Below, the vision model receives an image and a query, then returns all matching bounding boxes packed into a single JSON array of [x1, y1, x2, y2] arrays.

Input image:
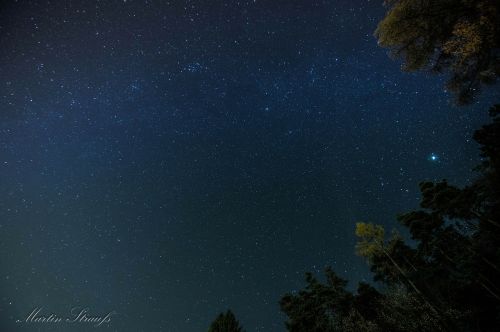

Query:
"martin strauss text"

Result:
[[18, 307, 116, 327]]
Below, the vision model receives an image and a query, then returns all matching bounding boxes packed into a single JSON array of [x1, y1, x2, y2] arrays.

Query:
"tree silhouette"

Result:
[[280, 268, 356, 331], [375, 0, 500, 104], [208, 310, 245, 332]]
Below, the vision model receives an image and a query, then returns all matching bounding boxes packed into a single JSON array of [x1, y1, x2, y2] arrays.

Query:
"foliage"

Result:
[[375, 0, 500, 104], [208, 310, 245, 332], [279, 268, 356, 332]]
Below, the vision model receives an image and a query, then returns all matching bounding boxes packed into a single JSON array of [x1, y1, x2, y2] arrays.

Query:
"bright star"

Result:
[[429, 153, 439, 162]]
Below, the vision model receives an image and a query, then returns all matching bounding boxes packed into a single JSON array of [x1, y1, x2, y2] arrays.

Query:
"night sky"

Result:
[[0, 1, 494, 331]]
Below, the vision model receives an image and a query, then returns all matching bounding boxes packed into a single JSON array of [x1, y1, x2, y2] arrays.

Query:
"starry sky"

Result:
[[0, 1, 494, 331]]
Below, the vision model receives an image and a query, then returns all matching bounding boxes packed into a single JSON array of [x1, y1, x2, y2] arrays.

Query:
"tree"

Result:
[[355, 223, 422, 296], [279, 267, 452, 332], [376, 286, 461, 332], [208, 310, 245, 332], [280, 268, 354, 332], [280, 267, 384, 332], [375, 0, 500, 104], [355, 222, 445, 326]]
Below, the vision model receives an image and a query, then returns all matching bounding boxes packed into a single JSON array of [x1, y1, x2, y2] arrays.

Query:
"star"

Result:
[[429, 153, 439, 162], [0, 1, 489, 331]]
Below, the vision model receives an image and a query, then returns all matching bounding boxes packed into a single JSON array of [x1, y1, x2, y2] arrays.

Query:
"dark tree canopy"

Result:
[[375, 0, 500, 104], [208, 310, 245, 332], [280, 268, 358, 331]]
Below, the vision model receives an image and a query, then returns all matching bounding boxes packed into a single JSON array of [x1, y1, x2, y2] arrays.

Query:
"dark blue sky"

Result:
[[0, 1, 493, 331]]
